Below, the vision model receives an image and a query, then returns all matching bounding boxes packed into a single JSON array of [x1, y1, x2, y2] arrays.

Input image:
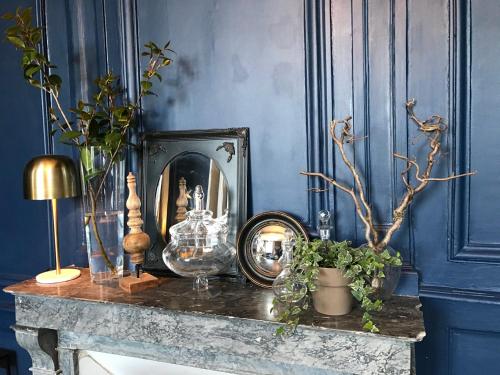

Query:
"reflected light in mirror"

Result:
[[155, 153, 229, 242]]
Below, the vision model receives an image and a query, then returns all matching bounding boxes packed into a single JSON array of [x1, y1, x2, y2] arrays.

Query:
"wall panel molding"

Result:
[[326, 0, 413, 266], [450, 0, 500, 263], [304, 0, 332, 230]]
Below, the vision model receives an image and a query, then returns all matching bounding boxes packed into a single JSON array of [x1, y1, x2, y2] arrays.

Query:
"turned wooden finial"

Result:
[[123, 172, 150, 267], [175, 177, 189, 223]]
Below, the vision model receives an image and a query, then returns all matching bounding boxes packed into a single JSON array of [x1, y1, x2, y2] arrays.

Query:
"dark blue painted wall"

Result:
[[1, 1, 500, 374], [1, 1, 50, 373]]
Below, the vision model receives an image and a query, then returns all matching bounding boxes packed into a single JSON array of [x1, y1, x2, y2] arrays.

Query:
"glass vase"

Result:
[[361, 244, 401, 301], [81, 147, 125, 284]]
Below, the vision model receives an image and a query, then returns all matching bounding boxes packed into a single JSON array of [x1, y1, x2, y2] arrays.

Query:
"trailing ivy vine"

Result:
[[272, 238, 402, 336]]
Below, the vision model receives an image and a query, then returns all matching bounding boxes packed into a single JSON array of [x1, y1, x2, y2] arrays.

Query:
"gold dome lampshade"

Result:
[[23, 155, 81, 284]]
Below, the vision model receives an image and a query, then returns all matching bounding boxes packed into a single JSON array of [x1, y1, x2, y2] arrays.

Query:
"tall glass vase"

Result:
[[81, 147, 125, 284]]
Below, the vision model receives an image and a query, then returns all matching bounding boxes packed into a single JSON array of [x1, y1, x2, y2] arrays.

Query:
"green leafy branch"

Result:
[[2, 8, 74, 138], [3, 7, 173, 273]]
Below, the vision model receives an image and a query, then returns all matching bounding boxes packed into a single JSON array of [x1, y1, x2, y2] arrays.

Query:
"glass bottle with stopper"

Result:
[[162, 185, 235, 296], [272, 229, 307, 303], [120, 172, 159, 293], [318, 210, 332, 256]]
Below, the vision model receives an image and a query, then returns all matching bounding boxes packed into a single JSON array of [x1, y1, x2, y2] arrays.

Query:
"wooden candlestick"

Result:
[[120, 172, 159, 293], [175, 177, 189, 223]]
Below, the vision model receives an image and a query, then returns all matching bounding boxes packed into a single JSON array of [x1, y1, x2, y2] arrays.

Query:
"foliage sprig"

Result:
[[3, 7, 173, 272]]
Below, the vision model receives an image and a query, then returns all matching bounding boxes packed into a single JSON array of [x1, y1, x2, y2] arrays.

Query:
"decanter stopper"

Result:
[[279, 229, 295, 266], [318, 210, 331, 241], [194, 185, 204, 210], [123, 172, 151, 276]]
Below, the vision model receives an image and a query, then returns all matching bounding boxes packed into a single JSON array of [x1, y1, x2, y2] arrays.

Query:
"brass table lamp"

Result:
[[24, 155, 81, 284]]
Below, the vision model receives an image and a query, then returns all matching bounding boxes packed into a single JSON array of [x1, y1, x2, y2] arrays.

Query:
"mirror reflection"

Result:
[[155, 152, 229, 241], [250, 224, 297, 278]]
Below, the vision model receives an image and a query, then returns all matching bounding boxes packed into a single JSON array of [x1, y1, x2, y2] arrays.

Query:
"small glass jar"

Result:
[[162, 185, 235, 293], [272, 229, 307, 303]]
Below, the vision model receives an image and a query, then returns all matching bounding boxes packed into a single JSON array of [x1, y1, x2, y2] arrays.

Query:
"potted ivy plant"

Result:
[[273, 237, 401, 336], [3, 7, 173, 283]]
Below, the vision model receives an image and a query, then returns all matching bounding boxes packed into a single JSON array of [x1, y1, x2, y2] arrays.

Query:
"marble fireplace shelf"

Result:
[[5, 269, 425, 375]]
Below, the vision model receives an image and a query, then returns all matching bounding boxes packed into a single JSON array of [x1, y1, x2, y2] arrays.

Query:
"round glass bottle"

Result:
[[272, 229, 307, 303]]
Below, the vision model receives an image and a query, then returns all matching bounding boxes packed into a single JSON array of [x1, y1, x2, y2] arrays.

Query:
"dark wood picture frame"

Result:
[[141, 128, 249, 274]]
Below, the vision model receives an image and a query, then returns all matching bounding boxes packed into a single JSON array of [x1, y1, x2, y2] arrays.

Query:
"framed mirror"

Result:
[[142, 128, 249, 273], [237, 211, 309, 288]]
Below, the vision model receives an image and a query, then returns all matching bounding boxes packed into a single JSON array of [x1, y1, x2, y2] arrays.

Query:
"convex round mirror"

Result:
[[154, 152, 229, 242], [237, 211, 308, 288]]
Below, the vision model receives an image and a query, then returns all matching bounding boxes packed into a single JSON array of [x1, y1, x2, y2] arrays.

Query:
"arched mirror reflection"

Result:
[[154, 152, 229, 242]]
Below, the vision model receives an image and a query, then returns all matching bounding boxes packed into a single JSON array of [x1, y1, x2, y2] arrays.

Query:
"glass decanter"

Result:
[[272, 229, 307, 303], [162, 185, 235, 295], [318, 209, 332, 256]]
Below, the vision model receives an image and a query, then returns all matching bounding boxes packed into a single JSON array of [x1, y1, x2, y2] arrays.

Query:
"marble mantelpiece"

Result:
[[5, 269, 425, 375]]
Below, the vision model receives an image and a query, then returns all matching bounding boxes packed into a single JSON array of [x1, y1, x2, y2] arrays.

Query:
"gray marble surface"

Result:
[[5, 269, 425, 375]]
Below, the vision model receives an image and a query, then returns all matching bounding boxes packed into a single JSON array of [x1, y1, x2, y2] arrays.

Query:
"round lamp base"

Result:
[[36, 269, 81, 284]]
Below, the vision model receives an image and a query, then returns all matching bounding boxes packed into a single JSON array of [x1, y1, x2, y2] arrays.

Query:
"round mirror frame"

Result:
[[237, 211, 309, 288]]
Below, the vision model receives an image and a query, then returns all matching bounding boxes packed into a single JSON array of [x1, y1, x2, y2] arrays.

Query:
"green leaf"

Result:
[[7, 36, 25, 48], [48, 74, 62, 89], [88, 119, 99, 138], [20, 7, 32, 25], [28, 78, 42, 89], [1, 12, 15, 20], [363, 321, 374, 331], [153, 72, 162, 82], [23, 63, 40, 79], [6, 25, 20, 36], [80, 147, 92, 172], [59, 130, 81, 143], [84, 169, 104, 182], [149, 41, 161, 53], [140, 80, 152, 92], [275, 326, 285, 336], [105, 132, 122, 147], [22, 48, 37, 64], [32, 28, 42, 44]]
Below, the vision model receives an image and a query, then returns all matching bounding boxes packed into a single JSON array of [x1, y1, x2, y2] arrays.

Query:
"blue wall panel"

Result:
[[0, 0, 50, 372], [417, 291, 500, 374], [137, 0, 310, 221]]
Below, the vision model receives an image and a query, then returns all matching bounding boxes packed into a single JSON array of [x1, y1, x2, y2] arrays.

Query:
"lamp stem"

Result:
[[51, 199, 61, 275]]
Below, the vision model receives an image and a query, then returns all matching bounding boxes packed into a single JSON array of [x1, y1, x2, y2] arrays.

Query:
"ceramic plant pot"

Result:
[[312, 267, 353, 316]]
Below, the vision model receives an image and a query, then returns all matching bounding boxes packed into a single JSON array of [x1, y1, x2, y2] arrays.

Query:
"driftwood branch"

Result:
[[304, 99, 476, 253], [329, 119, 379, 245]]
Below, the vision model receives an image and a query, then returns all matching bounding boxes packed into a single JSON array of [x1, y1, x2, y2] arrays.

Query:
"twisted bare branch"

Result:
[[303, 99, 475, 253], [301, 171, 376, 249], [330, 119, 379, 244]]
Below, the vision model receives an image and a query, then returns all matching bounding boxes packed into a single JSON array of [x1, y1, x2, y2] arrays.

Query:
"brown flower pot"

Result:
[[312, 267, 353, 316]]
